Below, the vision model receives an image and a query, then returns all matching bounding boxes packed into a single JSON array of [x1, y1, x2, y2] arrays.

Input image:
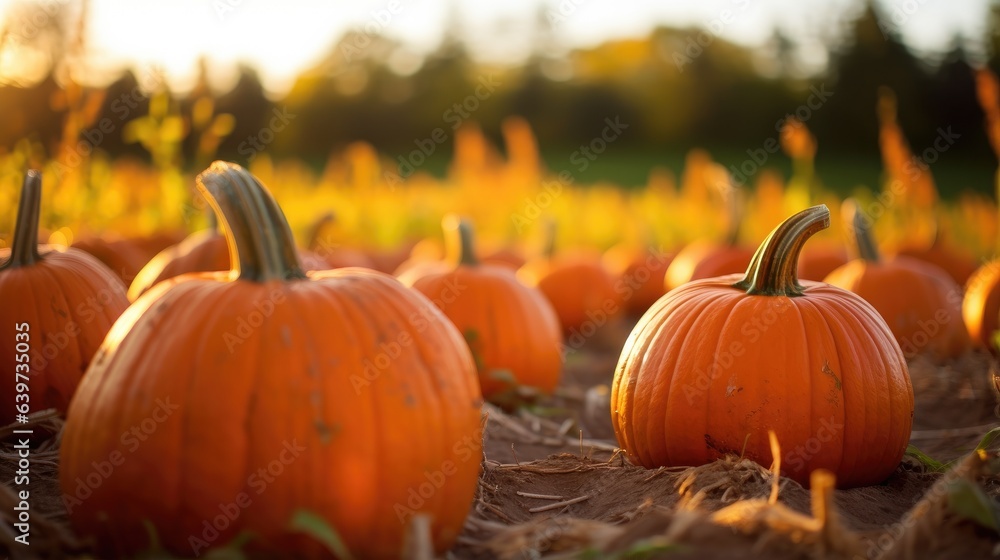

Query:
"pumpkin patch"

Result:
[[2, 5, 1000, 558]]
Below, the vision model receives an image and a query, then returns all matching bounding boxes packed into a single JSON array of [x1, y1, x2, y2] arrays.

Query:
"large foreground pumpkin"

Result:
[[611, 205, 913, 488], [0, 171, 129, 423], [403, 216, 562, 400], [60, 162, 483, 558]]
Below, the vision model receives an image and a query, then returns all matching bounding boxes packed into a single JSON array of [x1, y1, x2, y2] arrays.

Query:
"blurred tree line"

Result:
[[0, 0, 998, 187]]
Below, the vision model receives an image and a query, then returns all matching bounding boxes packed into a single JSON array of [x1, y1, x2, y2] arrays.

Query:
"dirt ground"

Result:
[[457, 318, 1000, 560], [2, 316, 999, 559]]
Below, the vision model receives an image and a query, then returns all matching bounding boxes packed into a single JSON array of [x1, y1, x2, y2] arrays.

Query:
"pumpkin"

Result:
[[0, 171, 129, 422], [60, 162, 483, 558], [823, 201, 970, 360], [479, 245, 526, 270], [126, 230, 188, 262], [306, 211, 376, 269], [664, 240, 754, 291], [895, 230, 978, 287], [71, 235, 149, 286], [602, 242, 675, 316], [962, 260, 1000, 354], [128, 212, 328, 301], [611, 205, 913, 488], [517, 222, 621, 337], [402, 216, 562, 399], [664, 183, 753, 290], [394, 237, 448, 280], [796, 246, 849, 281]]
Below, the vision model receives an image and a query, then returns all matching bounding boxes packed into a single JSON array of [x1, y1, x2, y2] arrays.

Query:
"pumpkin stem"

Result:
[[542, 218, 557, 260], [843, 200, 881, 263], [306, 212, 336, 252], [733, 204, 830, 297], [196, 161, 306, 283], [206, 204, 219, 232], [442, 215, 478, 267], [2, 170, 43, 269], [724, 183, 742, 247]]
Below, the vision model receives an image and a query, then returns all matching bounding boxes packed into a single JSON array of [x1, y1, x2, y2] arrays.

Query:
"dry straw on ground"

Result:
[[1, 344, 998, 559]]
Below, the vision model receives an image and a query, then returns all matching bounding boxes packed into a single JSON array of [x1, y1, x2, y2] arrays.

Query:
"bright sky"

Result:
[[0, 0, 992, 93]]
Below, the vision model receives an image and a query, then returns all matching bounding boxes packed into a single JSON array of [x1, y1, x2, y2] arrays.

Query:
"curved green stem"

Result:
[[2, 171, 43, 270], [196, 161, 306, 282], [444, 215, 478, 267], [733, 204, 830, 297]]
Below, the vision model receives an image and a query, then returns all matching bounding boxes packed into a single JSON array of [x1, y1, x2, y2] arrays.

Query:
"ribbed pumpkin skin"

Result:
[[408, 266, 562, 397], [612, 275, 912, 488], [0, 247, 128, 421], [62, 269, 482, 558], [962, 261, 1000, 352], [824, 257, 969, 360]]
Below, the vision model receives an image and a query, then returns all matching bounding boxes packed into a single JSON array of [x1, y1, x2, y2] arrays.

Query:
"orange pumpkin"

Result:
[[518, 223, 621, 337], [128, 214, 328, 301], [797, 246, 849, 281], [479, 245, 526, 270], [962, 260, 1000, 353], [664, 239, 753, 291], [403, 216, 562, 399], [71, 235, 148, 286], [394, 237, 448, 280], [602, 242, 675, 316], [0, 171, 129, 422], [824, 202, 970, 360], [612, 205, 913, 488], [664, 186, 753, 290], [60, 162, 483, 558], [895, 233, 978, 287], [126, 230, 188, 262]]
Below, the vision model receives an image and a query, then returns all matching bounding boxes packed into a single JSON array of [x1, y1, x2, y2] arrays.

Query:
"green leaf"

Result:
[[288, 510, 355, 560], [947, 478, 1000, 532], [905, 444, 947, 473], [975, 426, 1000, 452]]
